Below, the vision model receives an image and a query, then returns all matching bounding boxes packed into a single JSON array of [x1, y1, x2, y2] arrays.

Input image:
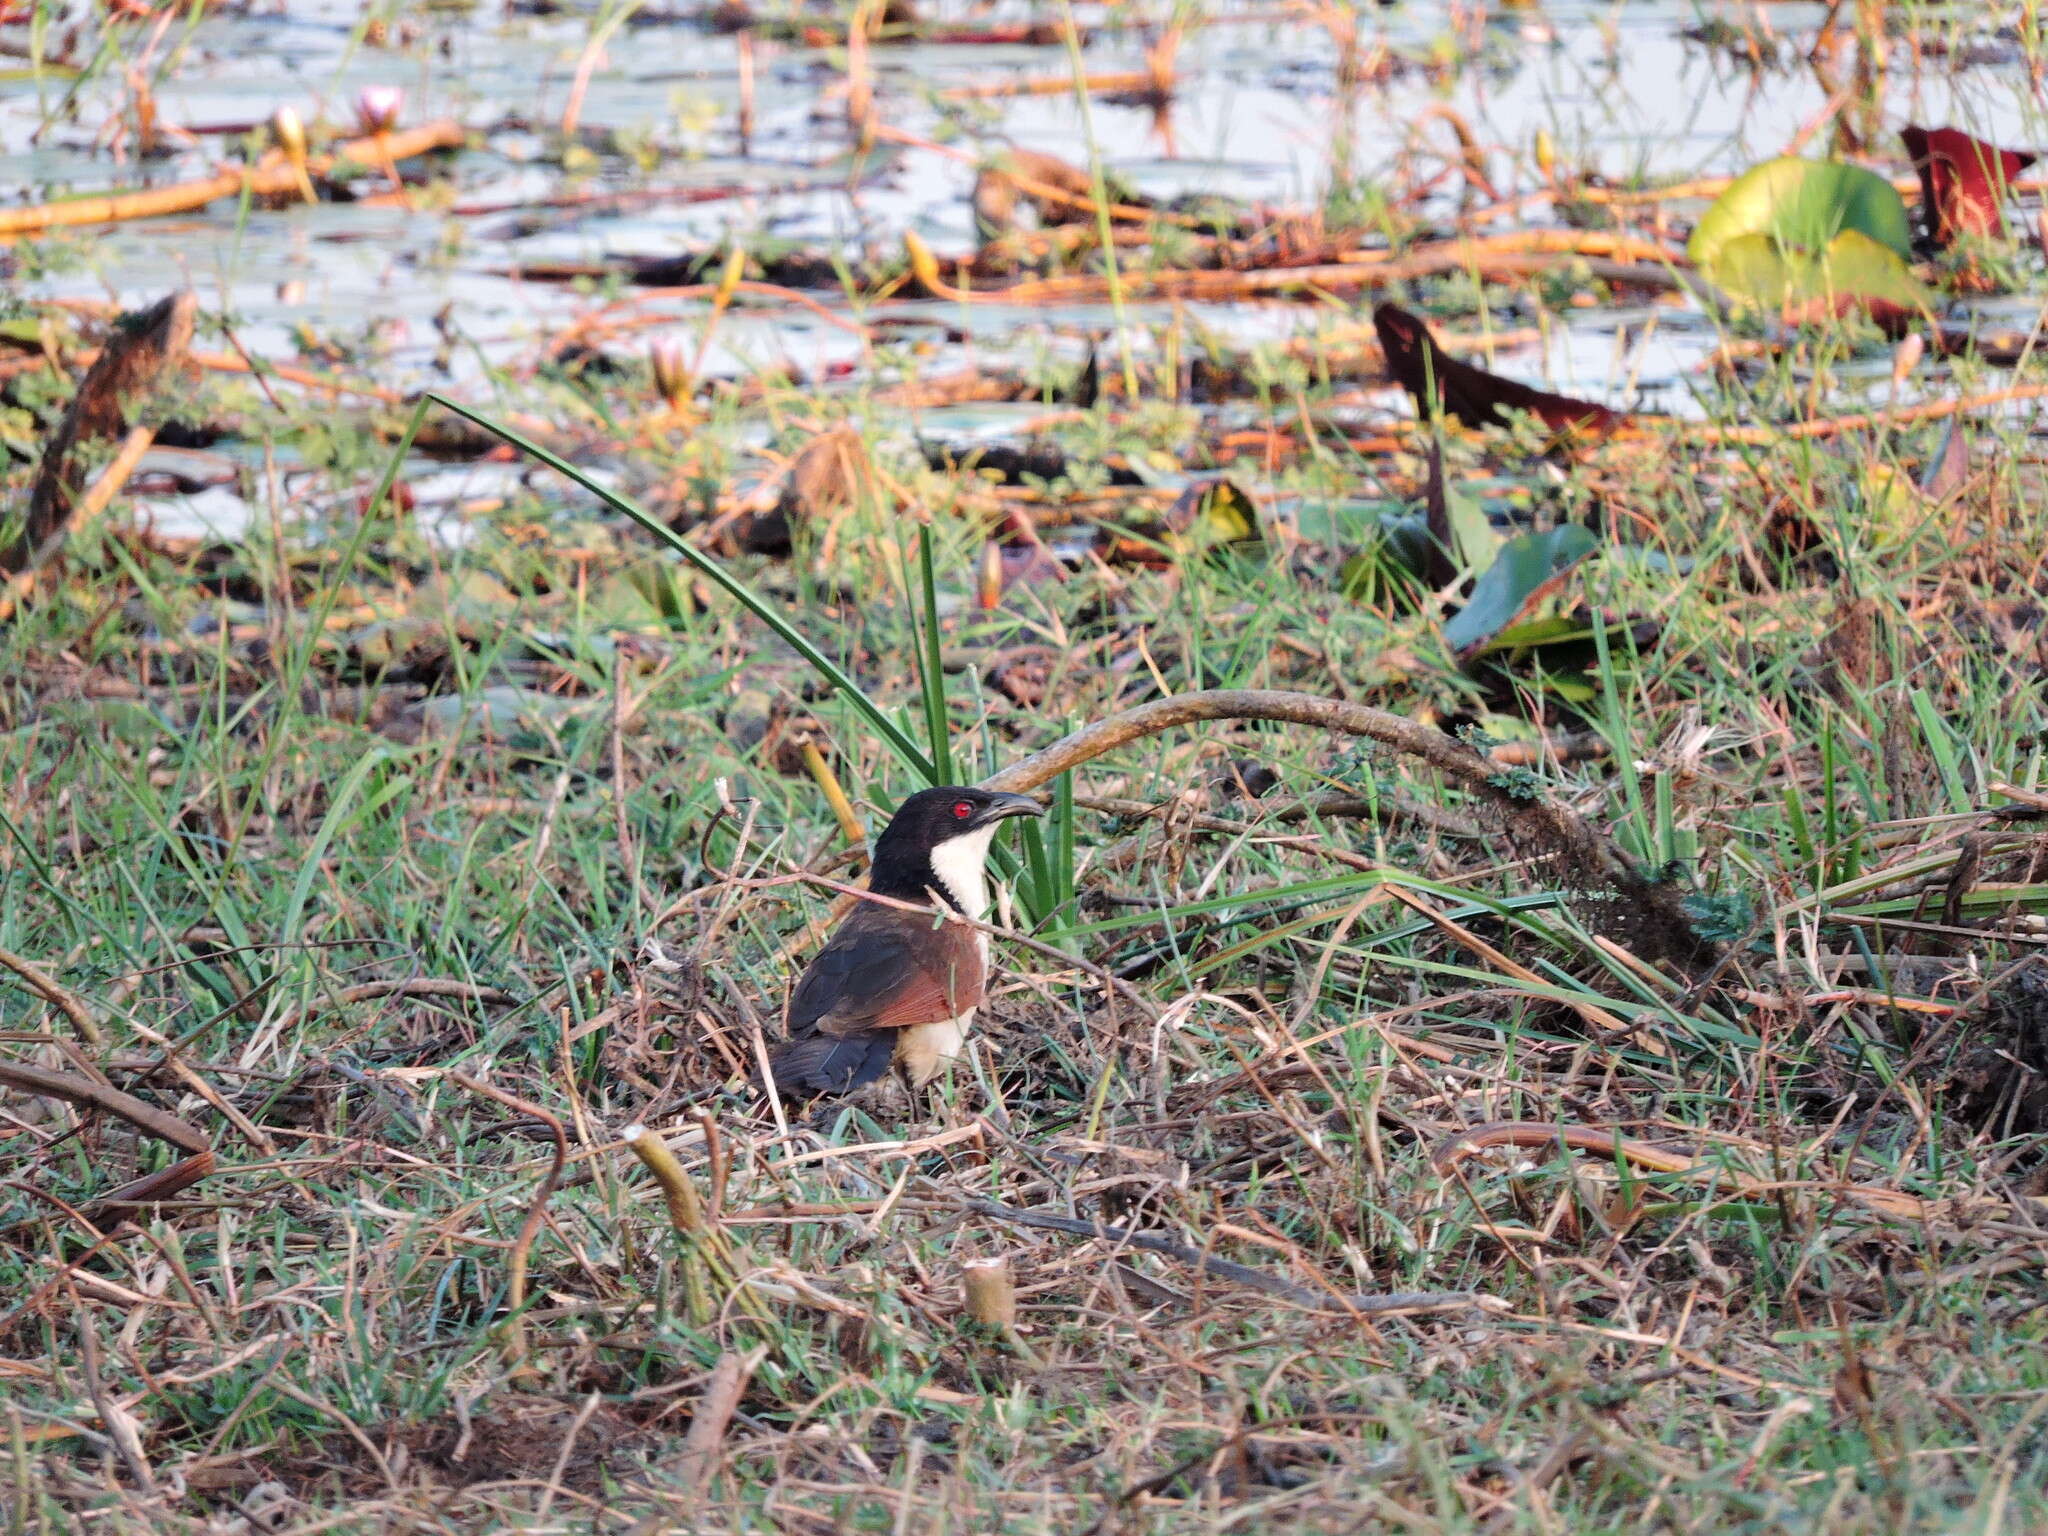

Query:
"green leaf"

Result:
[[1442, 524, 1598, 658], [424, 393, 939, 782], [1688, 156, 1914, 268], [1689, 158, 1928, 321], [1165, 478, 1261, 547], [1443, 479, 1500, 574], [1705, 229, 1930, 319]]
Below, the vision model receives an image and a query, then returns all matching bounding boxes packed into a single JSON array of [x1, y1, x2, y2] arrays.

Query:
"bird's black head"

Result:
[[868, 786, 1044, 909]]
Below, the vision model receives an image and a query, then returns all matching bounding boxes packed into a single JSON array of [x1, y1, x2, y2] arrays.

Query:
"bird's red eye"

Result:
[[952, 800, 973, 819]]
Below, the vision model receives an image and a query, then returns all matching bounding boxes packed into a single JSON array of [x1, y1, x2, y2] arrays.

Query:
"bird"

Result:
[[766, 786, 1044, 1098]]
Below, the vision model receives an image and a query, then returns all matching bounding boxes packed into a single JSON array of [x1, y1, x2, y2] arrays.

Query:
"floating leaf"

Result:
[[1168, 477, 1260, 544], [1374, 304, 1621, 437], [1689, 156, 1914, 266], [1442, 524, 1598, 658], [1705, 228, 1931, 328], [1901, 125, 2037, 246], [1688, 157, 1929, 325]]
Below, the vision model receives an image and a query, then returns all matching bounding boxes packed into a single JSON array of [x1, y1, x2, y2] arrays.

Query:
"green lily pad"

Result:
[[1165, 478, 1261, 546], [1442, 524, 1598, 658], [1689, 156, 1913, 268], [1706, 229, 1931, 323], [1689, 159, 1929, 323]]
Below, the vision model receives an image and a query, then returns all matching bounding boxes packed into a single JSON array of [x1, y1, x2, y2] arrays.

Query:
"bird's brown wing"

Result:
[[768, 908, 983, 1096]]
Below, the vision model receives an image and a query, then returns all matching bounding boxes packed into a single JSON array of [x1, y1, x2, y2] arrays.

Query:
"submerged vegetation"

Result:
[[3, 0, 2048, 1530]]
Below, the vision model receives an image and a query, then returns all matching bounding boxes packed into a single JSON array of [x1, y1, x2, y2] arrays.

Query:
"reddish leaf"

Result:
[[1373, 304, 1622, 438], [1901, 124, 2037, 245]]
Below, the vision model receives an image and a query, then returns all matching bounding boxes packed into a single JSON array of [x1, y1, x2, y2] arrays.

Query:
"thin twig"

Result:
[[449, 1072, 567, 1373], [954, 1196, 1495, 1317], [976, 688, 1710, 969], [0, 1060, 210, 1154], [0, 947, 105, 1046]]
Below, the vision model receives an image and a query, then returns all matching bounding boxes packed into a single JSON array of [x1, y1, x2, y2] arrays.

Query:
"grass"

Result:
[[6, 1, 2048, 1532]]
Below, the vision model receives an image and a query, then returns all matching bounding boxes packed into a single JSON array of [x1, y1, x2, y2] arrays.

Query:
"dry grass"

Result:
[[5, 0, 2048, 1530]]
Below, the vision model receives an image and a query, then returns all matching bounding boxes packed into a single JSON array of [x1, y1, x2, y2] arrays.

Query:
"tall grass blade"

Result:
[[423, 393, 938, 783]]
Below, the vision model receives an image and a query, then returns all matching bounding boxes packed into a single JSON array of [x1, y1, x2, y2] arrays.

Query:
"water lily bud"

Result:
[[355, 85, 403, 136], [649, 337, 690, 406], [1533, 127, 1556, 179], [1890, 331, 1924, 388], [903, 229, 943, 293], [272, 104, 307, 164], [273, 105, 318, 204], [712, 243, 747, 309]]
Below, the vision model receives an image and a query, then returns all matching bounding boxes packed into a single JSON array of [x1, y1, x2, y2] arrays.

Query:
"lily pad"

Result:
[[1442, 524, 1598, 658], [1166, 477, 1261, 545], [1689, 158, 1929, 324], [1705, 229, 1931, 326], [1690, 157, 1914, 267]]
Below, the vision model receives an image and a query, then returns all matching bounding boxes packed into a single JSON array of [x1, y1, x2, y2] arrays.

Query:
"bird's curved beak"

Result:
[[975, 791, 1045, 825]]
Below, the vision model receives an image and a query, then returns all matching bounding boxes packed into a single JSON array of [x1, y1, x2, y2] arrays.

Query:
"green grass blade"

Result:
[[914, 527, 954, 784], [422, 392, 938, 783]]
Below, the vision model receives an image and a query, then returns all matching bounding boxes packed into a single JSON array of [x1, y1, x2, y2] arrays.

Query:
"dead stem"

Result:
[[450, 1072, 568, 1375]]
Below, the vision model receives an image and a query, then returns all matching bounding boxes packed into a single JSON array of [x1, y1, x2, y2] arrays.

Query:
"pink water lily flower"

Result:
[[356, 85, 403, 135]]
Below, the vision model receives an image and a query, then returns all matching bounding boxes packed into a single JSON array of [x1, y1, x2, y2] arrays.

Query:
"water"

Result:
[[1, 0, 2040, 531]]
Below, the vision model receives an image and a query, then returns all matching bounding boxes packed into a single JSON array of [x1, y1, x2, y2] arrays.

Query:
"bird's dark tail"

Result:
[[764, 1028, 896, 1098]]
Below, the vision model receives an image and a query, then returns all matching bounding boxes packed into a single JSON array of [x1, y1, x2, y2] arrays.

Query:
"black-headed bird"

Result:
[[767, 787, 1043, 1097]]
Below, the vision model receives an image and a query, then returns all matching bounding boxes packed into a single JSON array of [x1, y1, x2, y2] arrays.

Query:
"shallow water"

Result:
[[1, 0, 2041, 502]]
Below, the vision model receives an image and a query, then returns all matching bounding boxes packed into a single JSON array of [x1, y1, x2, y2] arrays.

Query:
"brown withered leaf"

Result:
[[1374, 302, 1621, 438]]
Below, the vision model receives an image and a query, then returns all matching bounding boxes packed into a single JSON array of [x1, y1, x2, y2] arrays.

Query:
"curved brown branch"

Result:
[[0, 1060, 211, 1155], [978, 689, 1709, 969], [0, 946, 105, 1045], [0, 120, 466, 237]]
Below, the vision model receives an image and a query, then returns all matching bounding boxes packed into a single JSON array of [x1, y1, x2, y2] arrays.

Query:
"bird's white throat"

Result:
[[926, 823, 998, 920]]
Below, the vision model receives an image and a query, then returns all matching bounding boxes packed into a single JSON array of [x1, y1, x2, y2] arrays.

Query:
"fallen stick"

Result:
[[958, 1197, 1495, 1317], [1679, 382, 2048, 445], [86, 1150, 216, 1221], [188, 348, 408, 404], [0, 945, 106, 1045], [1339, 229, 1684, 267], [9, 290, 194, 576], [0, 425, 156, 622], [938, 69, 1166, 101], [0, 119, 464, 237], [1432, 1121, 1988, 1222], [906, 235, 1683, 305], [0, 1060, 212, 1155], [1579, 171, 2048, 207]]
